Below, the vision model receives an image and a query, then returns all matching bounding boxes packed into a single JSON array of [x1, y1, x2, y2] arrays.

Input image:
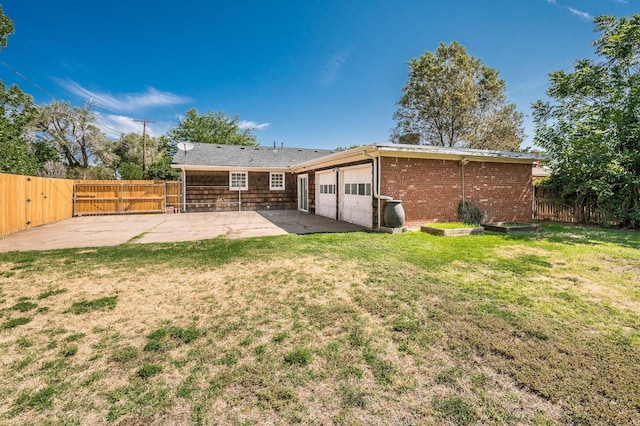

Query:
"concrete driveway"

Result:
[[0, 210, 365, 253]]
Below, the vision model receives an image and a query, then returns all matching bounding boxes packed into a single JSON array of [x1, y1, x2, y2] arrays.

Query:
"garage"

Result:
[[339, 164, 373, 227], [315, 170, 337, 219]]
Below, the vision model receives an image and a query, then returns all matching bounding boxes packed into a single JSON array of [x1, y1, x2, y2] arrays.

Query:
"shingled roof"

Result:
[[172, 143, 335, 169], [172, 142, 547, 172]]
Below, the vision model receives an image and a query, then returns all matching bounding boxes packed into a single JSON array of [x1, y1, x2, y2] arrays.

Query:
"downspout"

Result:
[[181, 168, 186, 213], [460, 158, 469, 210], [363, 151, 393, 229]]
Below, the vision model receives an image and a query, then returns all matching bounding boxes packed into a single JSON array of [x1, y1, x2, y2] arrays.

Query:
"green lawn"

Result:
[[0, 224, 639, 424]]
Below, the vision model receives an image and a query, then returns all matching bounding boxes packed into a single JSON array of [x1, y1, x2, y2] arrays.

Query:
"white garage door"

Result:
[[316, 170, 337, 219], [340, 165, 372, 227]]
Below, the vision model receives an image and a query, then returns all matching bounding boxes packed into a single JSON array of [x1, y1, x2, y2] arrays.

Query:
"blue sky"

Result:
[[0, 0, 635, 150]]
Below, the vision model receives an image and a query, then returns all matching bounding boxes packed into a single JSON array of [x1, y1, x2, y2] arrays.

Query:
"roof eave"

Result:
[[290, 144, 380, 173], [170, 164, 292, 172], [374, 143, 546, 163], [291, 143, 545, 172]]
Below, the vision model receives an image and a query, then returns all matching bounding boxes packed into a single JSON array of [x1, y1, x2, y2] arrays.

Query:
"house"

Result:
[[171, 142, 544, 228]]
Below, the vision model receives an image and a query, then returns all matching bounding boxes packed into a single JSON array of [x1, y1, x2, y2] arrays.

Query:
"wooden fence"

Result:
[[534, 199, 609, 224], [1, 173, 75, 237], [73, 181, 182, 216], [1, 175, 182, 237]]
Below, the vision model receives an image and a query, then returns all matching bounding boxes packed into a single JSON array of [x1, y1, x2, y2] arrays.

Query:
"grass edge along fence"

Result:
[[1, 174, 182, 237]]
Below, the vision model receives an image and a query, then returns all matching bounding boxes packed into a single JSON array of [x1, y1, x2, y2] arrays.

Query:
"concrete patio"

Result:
[[0, 210, 365, 253]]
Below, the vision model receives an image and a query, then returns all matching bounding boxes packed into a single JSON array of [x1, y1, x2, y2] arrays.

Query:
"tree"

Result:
[[169, 108, 258, 146], [532, 14, 640, 227], [104, 133, 180, 180], [0, 5, 15, 48], [30, 101, 111, 171], [0, 81, 39, 175], [37, 160, 66, 178], [0, 6, 41, 176], [392, 41, 524, 150]]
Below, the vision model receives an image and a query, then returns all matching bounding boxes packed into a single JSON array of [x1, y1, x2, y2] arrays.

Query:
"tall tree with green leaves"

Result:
[[0, 6, 41, 175], [533, 14, 640, 227], [0, 82, 39, 175], [0, 5, 14, 48], [392, 41, 524, 150], [104, 133, 180, 180], [30, 101, 111, 171], [169, 108, 258, 146]]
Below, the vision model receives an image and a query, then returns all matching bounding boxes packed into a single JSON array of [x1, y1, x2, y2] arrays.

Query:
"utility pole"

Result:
[[134, 119, 156, 171]]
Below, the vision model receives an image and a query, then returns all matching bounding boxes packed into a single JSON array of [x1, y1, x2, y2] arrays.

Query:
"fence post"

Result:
[[163, 182, 167, 214]]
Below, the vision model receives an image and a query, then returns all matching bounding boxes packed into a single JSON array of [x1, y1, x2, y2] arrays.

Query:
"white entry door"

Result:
[[298, 174, 308, 212], [315, 170, 337, 219], [339, 165, 372, 227]]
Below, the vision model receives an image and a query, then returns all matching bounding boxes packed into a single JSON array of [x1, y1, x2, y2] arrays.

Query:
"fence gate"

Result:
[[74, 181, 180, 216]]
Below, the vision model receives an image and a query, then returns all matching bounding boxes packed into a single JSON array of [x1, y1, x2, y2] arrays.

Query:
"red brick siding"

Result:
[[185, 171, 297, 212], [380, 157, 533, 227]]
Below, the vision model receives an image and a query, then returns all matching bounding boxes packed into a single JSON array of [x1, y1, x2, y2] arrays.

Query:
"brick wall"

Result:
[[185, 171, 297, 212], [380, 157, 533, 226]]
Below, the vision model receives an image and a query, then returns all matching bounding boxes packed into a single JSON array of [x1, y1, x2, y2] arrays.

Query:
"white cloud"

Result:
[[238, 120, 270, 131], [567, 7, 592, 20], [55, 79, 190, 113], [94, 112, 172, 139], [544, 0, 593, 21], [319, 47, 353, 85]]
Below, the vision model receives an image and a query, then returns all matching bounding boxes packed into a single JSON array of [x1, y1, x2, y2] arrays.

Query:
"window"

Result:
[[229, 172, 248, 190], [270, 172, 285, 190], [321, 184, 335, 194], [344, 182, 372, 196]]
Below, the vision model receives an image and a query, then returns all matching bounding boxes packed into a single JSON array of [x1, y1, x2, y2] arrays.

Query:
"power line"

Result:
[[0, 59, 55, 99], [0, 59, 153, 141]]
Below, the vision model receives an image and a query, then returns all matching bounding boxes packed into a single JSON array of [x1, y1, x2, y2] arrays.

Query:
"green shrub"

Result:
[[458, 200, 483, 224]]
